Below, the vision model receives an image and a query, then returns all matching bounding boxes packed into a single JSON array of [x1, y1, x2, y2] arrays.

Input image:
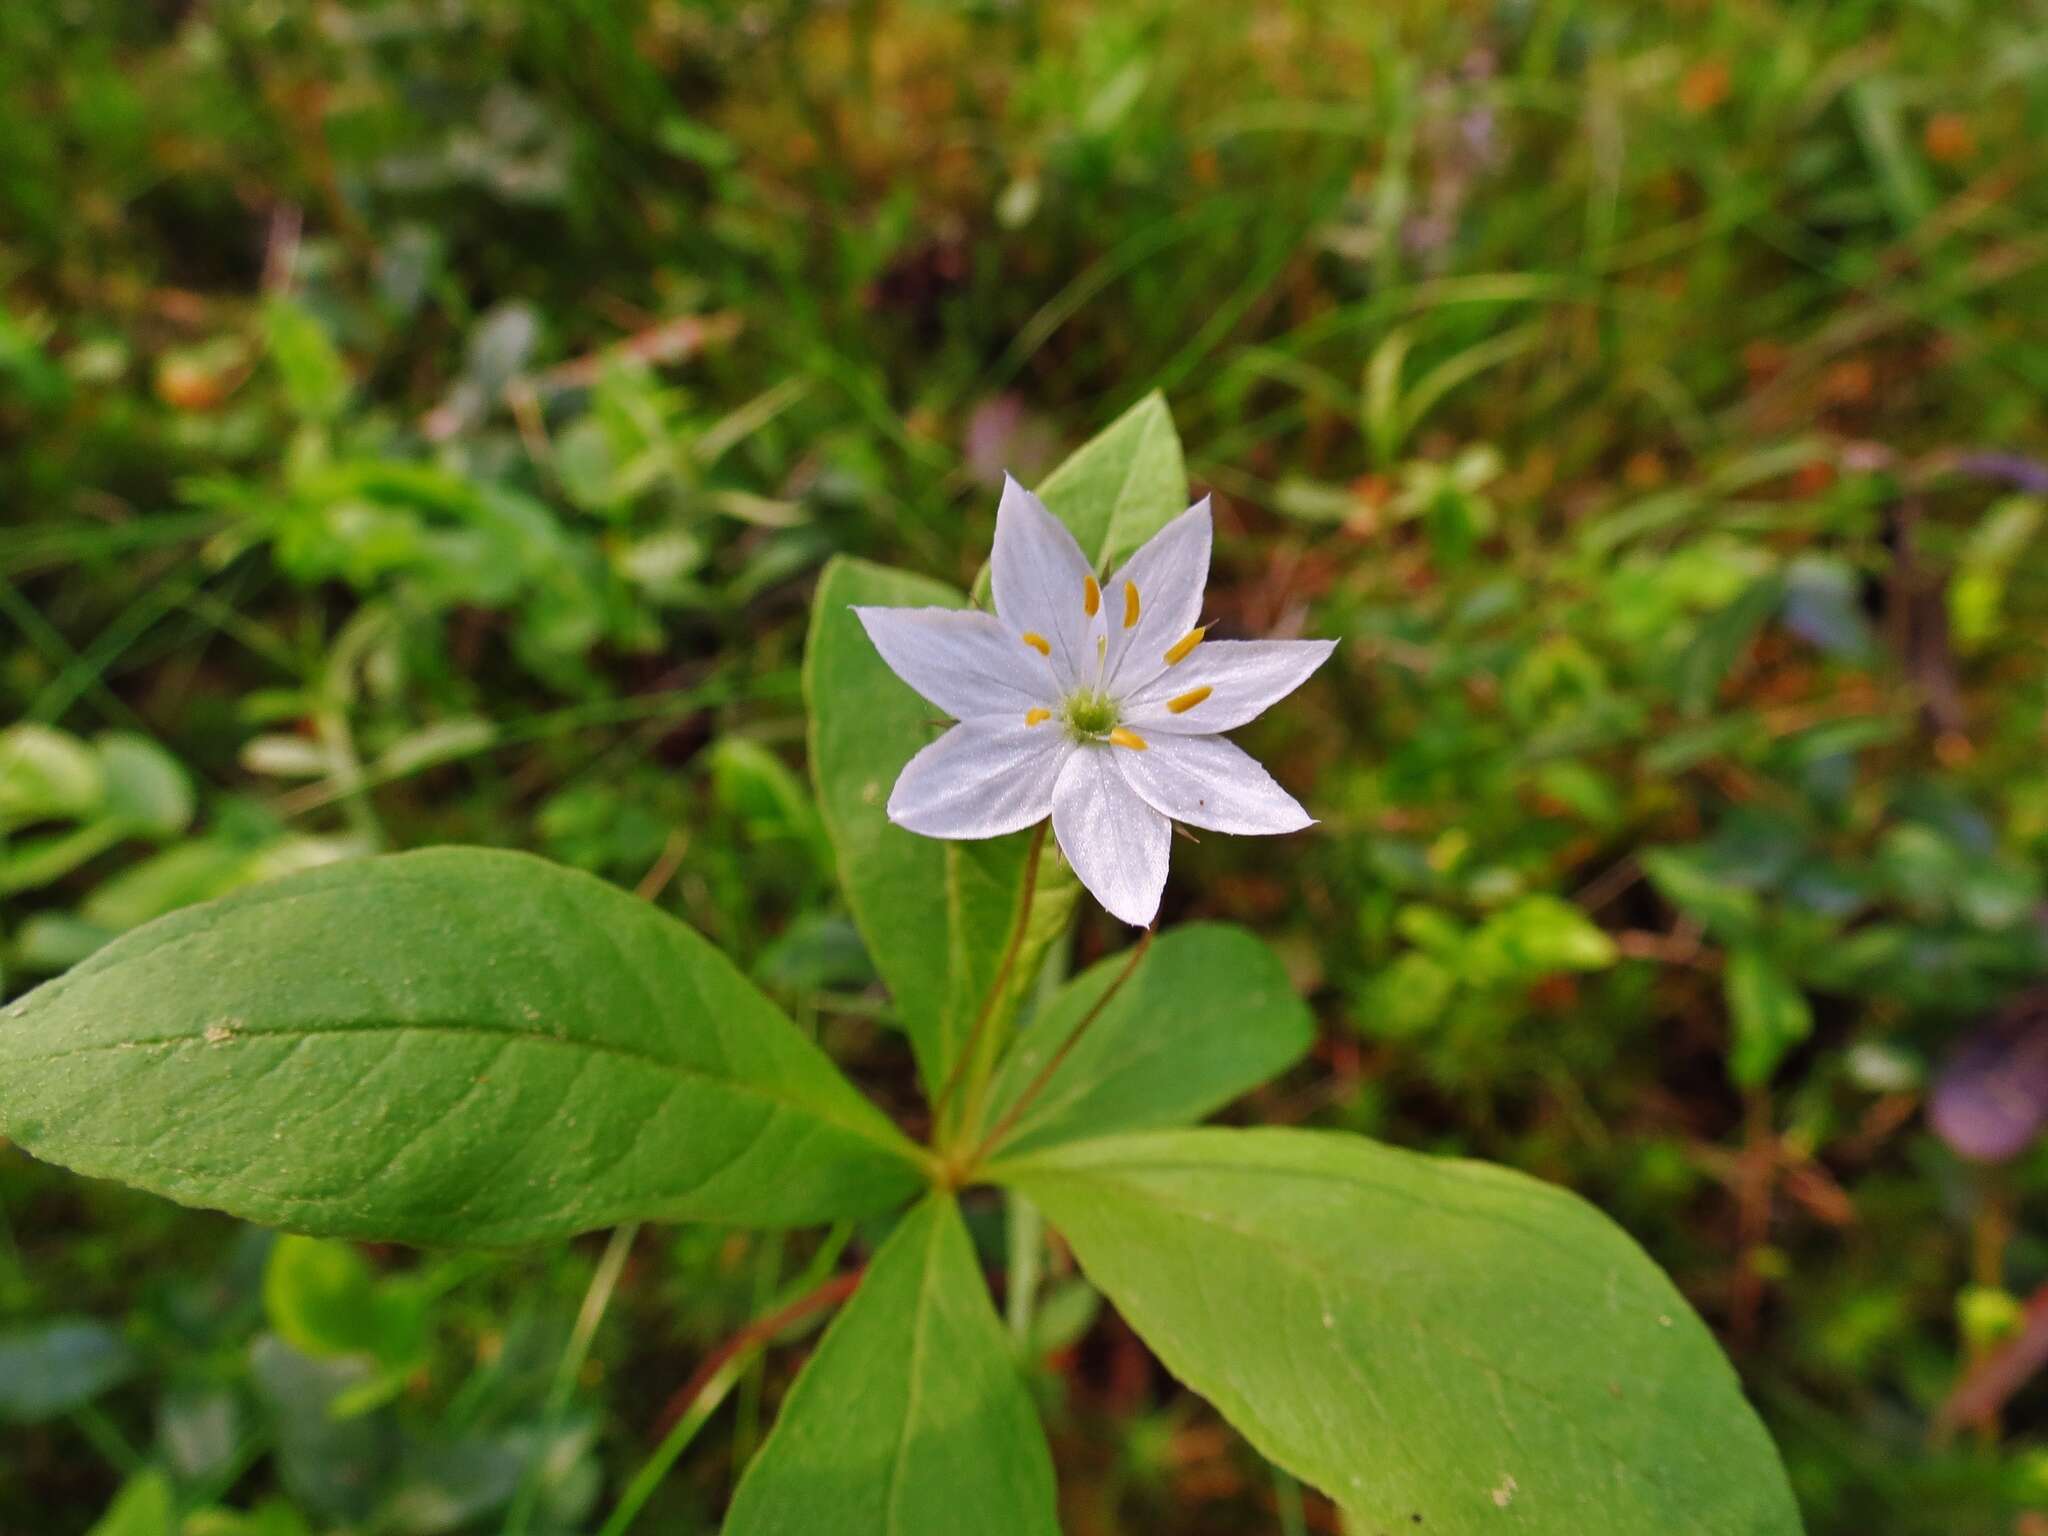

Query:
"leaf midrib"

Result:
[[1001, 1144, 1622, 1279], [881, 1203, 943, 1534], [15, 1019, 916, 1164]]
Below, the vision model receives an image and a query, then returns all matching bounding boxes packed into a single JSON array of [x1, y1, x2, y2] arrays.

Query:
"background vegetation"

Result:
[[3, 1, 2046, 1531]]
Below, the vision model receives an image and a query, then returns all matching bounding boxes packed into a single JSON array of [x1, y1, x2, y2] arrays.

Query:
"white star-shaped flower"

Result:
[[855, 475, 1336, 927]]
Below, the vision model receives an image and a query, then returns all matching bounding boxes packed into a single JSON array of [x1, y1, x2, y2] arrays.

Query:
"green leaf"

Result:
[[999, 1128, 1800, 1535], [265, 1236, 426, 1372], [0, 848, 923, 1243], [1723, 945, 1814, 1088], [0, 1316, 136, 1422], [1034, 390, 1189, 571], [1676, 575, 1782, 718], [96, 732, 195, 837], [806, 559, 1067, 1098], [1357, 951, 1457, 1040], [1366, 323, 1543, 466], [0, 820, 127, 894], [185, 1500, 312, 1536], [725, 1197, 1058, 1536], [266, 297, 351, 422], [160, 1385, 241, 1483], [1949, 496, 2042, 653], [0, 724, 103, 830], [1464, 895, 1617, 983], [385, 1437, 526, 1534], [87, 1469, 176, 1536], [13, 912, 116, 973], [1641, 848, 1762, 939], [1847, 76, 1934, 232], [806, 556, 964, 1079], [979, 924, 1315, 1158], [708, 736, 829, 874], [79, 841, 265, 930], [250, 1335, 392, 1522]]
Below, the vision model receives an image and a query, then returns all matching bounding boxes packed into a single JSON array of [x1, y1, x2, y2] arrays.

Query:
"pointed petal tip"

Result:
[[1104, 891, 1162, 927]]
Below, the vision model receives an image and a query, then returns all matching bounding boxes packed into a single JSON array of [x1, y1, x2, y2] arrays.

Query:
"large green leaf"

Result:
[[999, 1128, 1801, 1536], [1034, 391, 1188, 572], [724, 1195, 1058, 1536], [978, 923, 1315, 1157], [0, 849, 923, 1243], [805, 558, 1071, 1099]]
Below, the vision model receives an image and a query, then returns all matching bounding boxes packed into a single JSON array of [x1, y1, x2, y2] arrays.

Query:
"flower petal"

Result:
[[990, 474, 1104, 690], [853, 605, 1052, 720], [1116, 732, 1314, 835], [1122, 638, 1337, 735], [1104, 498, 1212, 695], [888, 717, 1069, 839], [1051, 746, 1170, 927]]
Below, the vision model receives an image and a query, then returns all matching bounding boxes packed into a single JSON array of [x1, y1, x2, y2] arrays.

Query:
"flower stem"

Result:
[[970, 927, 1153, 1165], [931, 820, 1048, 1138]]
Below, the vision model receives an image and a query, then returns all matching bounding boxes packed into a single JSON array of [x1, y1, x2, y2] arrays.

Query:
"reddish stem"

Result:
[[932, 821, 1049, 1133], [971, 928, 1154, 1165], [651, 1270, 864, 1439]]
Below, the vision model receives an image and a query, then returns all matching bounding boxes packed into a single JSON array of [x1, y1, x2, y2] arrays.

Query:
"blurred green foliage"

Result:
[[3, 0, 2046, 1531]]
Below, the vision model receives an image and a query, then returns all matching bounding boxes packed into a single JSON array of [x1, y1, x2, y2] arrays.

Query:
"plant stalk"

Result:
[[970, 927, 1154, 1166], [931, 821, 1049, 1139]]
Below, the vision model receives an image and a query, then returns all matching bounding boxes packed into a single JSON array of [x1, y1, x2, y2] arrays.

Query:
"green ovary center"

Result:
[[1061, 689, 1120, 740]]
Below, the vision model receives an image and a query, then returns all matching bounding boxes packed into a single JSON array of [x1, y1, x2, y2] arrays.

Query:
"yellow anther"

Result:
[[1083, 575, 1101, 617], [1024, 707, 1052, 727], [1108, 727, 1148, 751], [1021, 631, 1051, 656], [1167, 685, 1212, 715], [1122, 581, 1141, 629], [1163, 626, 1207, 666]]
